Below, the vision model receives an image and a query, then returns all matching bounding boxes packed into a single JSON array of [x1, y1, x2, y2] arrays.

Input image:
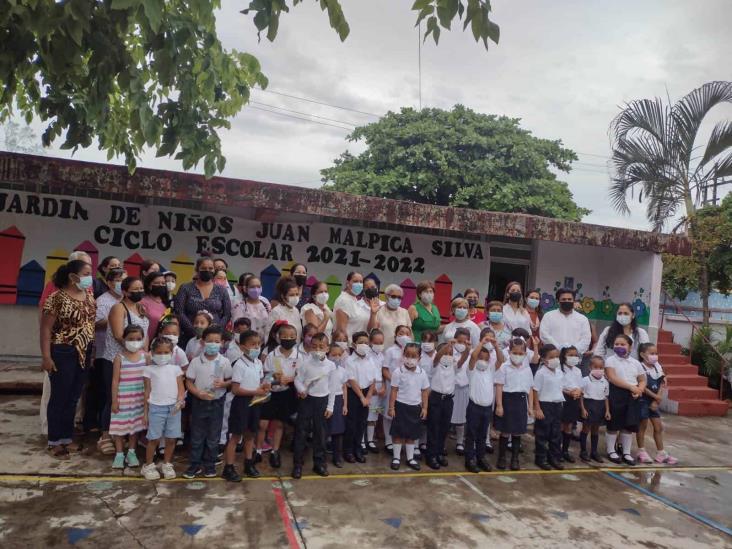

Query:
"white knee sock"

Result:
[[619, 432, 633, 456], [606, 432, 618, 455], [392, 443, 402, 460], [456, 424, 465, 445], [383, 418, 393, 445], [367, 424, 375, 443], [405, 443, 415, 461]]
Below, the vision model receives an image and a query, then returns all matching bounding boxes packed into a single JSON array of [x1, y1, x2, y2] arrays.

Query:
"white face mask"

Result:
[[509, 353, 525, 366], [565, 356, 581, 368], [311, 350, 326, 361], [315, 291, 329, 305], [483, 342, 494, 352], [355, 343, 370, 357], [616, 313, 632, 326], [440, 355, 454, 368], [164, 334, 179, 346], [152, 354, 172, 366], [404, 358, 418, 369], [287, 295, 300, 308], [420, 291, 434, 304], [396, 335, 412, 347], [421, 342, 435, 353], [125, 340, 144, 352], [454, 343, 467, 353], [336, 341, 349, 350], [546, 358, 560, 370], [166, 281, 176, 293], [371, 344, 384, 353], [475, 360, 490, 372]]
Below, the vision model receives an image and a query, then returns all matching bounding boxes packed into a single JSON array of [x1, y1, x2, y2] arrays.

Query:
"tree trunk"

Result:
[[700, 262, 711, 327]]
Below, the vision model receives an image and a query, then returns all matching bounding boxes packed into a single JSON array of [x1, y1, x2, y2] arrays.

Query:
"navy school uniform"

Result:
[[343, 352, 376, 458], [605, 355, 645, 433], [533, 365, 564, 463], [581, 374, 609, 425], [427, 354, 458, 459], [560, 364, 583, 423], [464, 352, 497, 462], [493, 361, 533, 435], [640, 363, 665, 420]]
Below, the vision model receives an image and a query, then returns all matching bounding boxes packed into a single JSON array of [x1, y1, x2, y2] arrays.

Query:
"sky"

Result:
[[5, 0, 732, 230]]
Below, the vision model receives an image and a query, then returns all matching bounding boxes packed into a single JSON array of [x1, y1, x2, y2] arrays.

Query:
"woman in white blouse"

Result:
[[502, 281, 532, 333], [301, 280, 333, 336], [593, 302, 649, 360], [333, 272, 369, 340], [373, 284, 412, 348]]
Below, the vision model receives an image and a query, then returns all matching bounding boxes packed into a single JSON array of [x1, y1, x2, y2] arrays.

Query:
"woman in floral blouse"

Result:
[[174, 257, 232, 347], [40, 259, 96, 459]]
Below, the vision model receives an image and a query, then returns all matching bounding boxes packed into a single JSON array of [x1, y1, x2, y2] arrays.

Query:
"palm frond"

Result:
[[610, 97, 669, 144], [673, 81, 732, 164], [700, 120, 732, 167], [713, 152, 732, 179]]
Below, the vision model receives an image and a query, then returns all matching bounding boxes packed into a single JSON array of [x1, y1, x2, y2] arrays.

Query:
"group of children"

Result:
[[108, 309, 676, 481]]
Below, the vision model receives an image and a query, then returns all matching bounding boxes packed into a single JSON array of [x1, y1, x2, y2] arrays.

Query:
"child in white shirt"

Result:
[[344, 331, 377, 462], [559, 346, 584, 463], [381, 324, 413, 453], [366, 329, 386, 453], [532, 344, 565, 470], [327, 344, 349, 468], [580, 355, 610, 462], [184, 310, 213, 361]]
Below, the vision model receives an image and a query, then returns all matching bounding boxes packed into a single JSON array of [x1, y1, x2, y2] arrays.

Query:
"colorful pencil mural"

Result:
[[74, 240, 98, 273], [16, 260, 45, 305], [0, 226, 25, 304]]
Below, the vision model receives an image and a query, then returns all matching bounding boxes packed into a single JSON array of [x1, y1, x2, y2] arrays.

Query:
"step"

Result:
[[657, 342, 682, 354], [666, 385, 720, 400], [665, 374, 709, 387], [661, 364, 699, 376], [659, 354, 690, 365], [657, 330, 675, 343], [675, 399, 729, 417]]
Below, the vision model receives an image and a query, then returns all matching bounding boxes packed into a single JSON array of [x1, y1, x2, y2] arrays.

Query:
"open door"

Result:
[[488, 261, 528, 301]]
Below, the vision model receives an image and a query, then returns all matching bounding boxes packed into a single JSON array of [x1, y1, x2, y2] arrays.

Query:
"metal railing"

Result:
[[660, 290, 730, 400]]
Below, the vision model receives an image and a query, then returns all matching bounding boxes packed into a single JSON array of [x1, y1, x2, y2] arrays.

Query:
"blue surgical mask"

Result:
[[489, 311, 503, 323], [526, 298, 540, 309], [114, 281, 122, 294], [351, 282, 363, 296], [248, 348, 260, 360], [204, 342, 221, 355], [387, 297, 401, 309], [76, 275, 93, 291], [454, 308, 468, 321]]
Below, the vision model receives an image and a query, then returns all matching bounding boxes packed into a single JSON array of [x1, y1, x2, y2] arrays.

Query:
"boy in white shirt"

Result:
[[292, 333, 337, 479], [464, 332, 502, 473], [222, 330, 270, 482], [580, 356, 611, 463], [532, 344, 565, 470], [141, 337, 185, 481], [344, 331, 377, 463], [183, 326, 232, 479]]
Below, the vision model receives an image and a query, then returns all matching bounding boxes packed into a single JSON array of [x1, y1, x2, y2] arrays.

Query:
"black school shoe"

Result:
[[203, 466, 217, 478], [366, 441, 379, 454], [354, 453, 366, 464], [547, 458, 564, 470], [590, 452, 604, 463], [455, 444, 465, 456], [313, 463, 329, 477], [622, 454, 636, 466], [465, 460, 480, 474], [579, 450, 590, 462], [607, 453, 622, 464], [344, 454, 356, 464], [426, 457, 440, 470], [437, 455, 449, 467], [222, 464, 242, 482], [477, 458, 492, 472], [292, 465, 303, 479], [391, 459, 401, 471], [535, 460, 552, 471], [562, 452, 576, 464], [182, 465, 202, 479], [269, 450, 281, 469], [407, 459, 421, 471], [244, 459, 261, 478]]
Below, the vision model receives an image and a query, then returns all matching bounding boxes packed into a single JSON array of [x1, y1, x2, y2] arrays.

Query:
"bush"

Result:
[[689, 326, 732, 392]]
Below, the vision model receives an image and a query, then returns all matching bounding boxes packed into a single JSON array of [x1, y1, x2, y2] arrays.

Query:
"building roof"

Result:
[[0, 152, 690, 255]]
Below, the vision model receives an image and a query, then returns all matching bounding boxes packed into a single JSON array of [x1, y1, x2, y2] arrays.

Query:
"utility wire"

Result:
[[257, 89, 381, 118], [248, 106, 352, 131], [250, 101, 358, 127]]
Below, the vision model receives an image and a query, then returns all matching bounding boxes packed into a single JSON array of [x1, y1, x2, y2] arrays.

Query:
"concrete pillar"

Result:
[[647, 252, 663, 342]]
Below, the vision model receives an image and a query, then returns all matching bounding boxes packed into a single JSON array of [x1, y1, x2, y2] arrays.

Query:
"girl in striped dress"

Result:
[[110, 325, 148, 469]]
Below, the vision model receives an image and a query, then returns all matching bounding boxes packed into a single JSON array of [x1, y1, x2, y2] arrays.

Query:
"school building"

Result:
[[1, 151, 724, 416]]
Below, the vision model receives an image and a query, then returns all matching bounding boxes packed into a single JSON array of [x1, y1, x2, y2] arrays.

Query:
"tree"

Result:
[[0, 1, 499, 177], [321, 105, 589, 221], [609, 81, 732, 325]]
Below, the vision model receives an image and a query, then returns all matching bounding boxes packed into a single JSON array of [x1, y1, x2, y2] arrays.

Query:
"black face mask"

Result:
[[280, 339, 297, 350], [364, 287, 379, 299], [150, 286, 168, 299], [129, 291, 145, 303], [509, 292, 522, 302], [294, 274, 307, 287], [198, 270, 214, 282], [467, 298, 478, 307], [559, 301, 574, 312]]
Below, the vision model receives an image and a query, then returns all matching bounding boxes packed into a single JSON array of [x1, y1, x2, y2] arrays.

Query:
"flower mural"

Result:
[[540, 292, 555, 311], [632, 298, 647, 318], [580, 296, 595, 314]]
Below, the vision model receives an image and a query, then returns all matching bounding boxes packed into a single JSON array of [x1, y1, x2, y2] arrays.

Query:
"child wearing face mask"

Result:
[[443, 297, 481, 347], [382, 325, 414, 454], [494, 338, 534, 470], [532, 344, 565, 470], [418, 331, 438, 453], [332, 329, 350, 353], [450, 328, 473, 456], [225, 318, 252, 364], [604, 334, 646, 465], [559, 346, 583, 462], [580, 356, 610, 462], [486, 301, 512, 349], [636, 343, 677, 465], [388, 343, 430, 471], [366, 329, 387, 454], [222, 331, 270, 482], [343, 331, 377, 463], [292, 333, 338, 478], [299, 322, 318, 355], [183, 325, 233, 479], [185, 310, 213, 361], [141, 338, 185, 480], [464, 331, 502, 473], [110, 325, 148, 470], [258, 323, 299, 469], [267, 276, 303, 340], [327, 344, 349, 467], [158, 318, 189, 370]]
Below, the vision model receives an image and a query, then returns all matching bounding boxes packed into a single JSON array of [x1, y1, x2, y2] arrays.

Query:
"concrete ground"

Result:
[[0, 394, 730, 548]]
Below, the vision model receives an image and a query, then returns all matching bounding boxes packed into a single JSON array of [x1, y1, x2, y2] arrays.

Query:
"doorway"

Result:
[[488, 262, 528, 301]]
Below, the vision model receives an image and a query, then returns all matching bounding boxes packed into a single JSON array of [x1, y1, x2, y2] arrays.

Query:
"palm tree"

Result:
[[609, 81, 732, 325]]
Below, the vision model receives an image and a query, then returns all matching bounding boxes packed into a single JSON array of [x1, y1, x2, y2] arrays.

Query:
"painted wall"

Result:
[[534, 240, 657, 327]]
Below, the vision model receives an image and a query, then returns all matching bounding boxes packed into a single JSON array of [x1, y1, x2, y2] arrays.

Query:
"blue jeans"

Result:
[[147, 403, 183, 440], [48, 344, 90, 446], [189, 395, 225, 468]]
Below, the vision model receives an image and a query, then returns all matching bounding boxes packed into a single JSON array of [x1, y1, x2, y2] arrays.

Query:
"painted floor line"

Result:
[[606, 471, 732, 537], [0, 465, 730, 484], [272, 486, 302, 549], [457, 475, 506, 513]]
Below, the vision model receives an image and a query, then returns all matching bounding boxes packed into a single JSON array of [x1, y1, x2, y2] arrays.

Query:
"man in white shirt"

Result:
[[292, 334, 337, 479], [539, 288, 591, 354]]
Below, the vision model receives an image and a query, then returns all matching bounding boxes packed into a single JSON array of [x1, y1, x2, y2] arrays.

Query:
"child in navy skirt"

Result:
[[494, 338, 534, 470], [579, 356, 610, 462], [327, 343, 348, 467], [388, 343, 430, 471], [559, 346, 583, 463]]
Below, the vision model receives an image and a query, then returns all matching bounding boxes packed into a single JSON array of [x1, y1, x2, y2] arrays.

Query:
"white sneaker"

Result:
[[161, 462, 176, 480], [141, 463, 160, 480]]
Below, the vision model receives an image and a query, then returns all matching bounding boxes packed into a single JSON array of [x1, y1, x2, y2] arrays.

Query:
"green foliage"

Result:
[[689, 325, 732, 389], [321, 105, 589, 221], [0, 0, 268, 177], [662, 254, 699, 300]]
